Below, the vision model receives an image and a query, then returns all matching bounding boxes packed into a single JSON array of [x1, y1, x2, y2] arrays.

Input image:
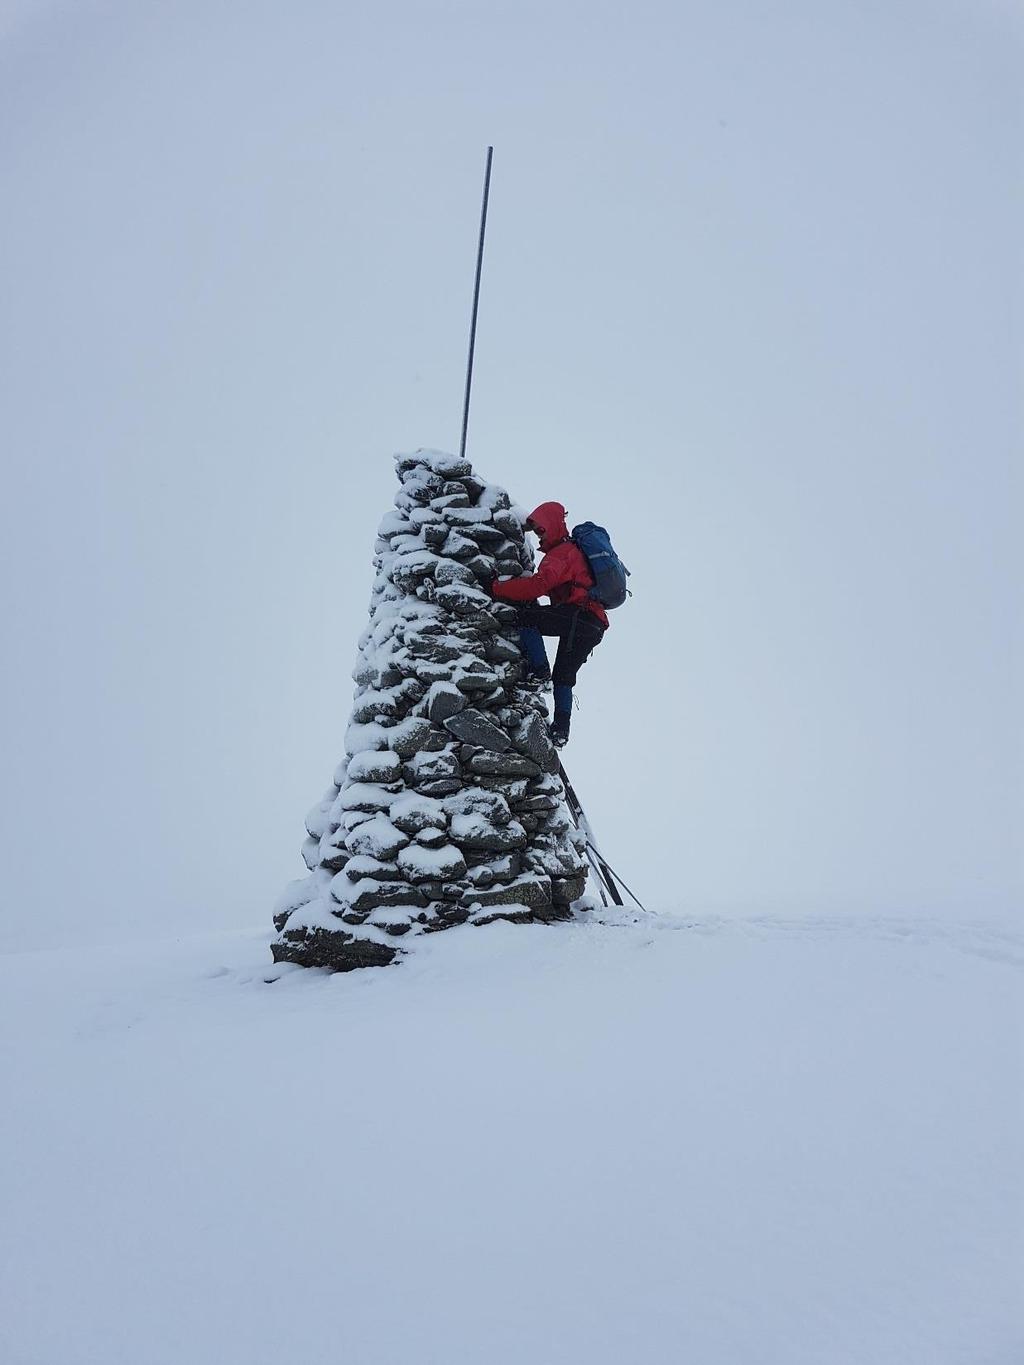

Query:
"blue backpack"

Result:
[[571, 522, 631, 609]]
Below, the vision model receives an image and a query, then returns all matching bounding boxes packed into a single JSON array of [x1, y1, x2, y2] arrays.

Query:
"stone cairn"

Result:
[[272, 449, 590, 971]]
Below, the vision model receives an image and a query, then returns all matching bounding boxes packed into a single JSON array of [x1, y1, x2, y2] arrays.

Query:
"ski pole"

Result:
[[558, 761, 645, 910], [583, 841, 647, 913]]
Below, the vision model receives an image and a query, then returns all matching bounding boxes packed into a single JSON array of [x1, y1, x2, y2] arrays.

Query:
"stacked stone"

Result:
[[271, 448, 590, 971]]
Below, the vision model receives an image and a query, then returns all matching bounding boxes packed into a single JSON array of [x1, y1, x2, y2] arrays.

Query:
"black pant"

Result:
[[516, 604, 605, 687]]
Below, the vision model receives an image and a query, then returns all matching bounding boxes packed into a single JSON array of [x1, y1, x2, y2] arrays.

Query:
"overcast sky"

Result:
[[1, 0, 1020, 949]]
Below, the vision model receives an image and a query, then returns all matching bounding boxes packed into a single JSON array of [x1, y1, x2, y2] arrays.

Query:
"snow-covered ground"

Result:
[[1, 911, 1020, 1365]]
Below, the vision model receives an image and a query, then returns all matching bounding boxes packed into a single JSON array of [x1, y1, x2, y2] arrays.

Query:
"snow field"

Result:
[[1, 912, 1020, 1365]]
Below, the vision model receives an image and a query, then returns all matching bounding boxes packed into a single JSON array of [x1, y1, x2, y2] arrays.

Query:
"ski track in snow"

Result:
[[1, 911, 1021, 1365]]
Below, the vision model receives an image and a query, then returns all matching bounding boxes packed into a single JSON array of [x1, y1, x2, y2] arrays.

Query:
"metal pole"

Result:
[[459, 146, 493, 461]]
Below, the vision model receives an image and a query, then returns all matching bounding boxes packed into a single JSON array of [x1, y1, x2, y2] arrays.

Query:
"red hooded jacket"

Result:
[[491, 501, 609, 629]]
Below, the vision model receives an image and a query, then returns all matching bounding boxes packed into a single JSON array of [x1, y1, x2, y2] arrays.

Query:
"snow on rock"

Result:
[[396, 841, 468, 882], [272, 448, 589, 972]]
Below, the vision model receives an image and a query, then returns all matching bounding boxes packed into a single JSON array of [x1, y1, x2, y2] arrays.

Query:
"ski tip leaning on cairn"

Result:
[[271, 449, 592, 972]]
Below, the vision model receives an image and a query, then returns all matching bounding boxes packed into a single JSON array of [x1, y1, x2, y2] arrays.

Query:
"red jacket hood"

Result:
[[528, 501, 569, 553]]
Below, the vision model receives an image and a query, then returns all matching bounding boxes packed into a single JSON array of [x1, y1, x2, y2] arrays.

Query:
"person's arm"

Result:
[[491, 551, 566, 603]]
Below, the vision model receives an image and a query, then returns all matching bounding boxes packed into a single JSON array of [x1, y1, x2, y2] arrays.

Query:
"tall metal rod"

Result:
[[459, 146, 493, 461]]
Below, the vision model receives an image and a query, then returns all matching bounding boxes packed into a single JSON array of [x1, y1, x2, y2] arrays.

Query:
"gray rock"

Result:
[[425, 905, 471, 929], [489, 853, 522, 881], [450, 818, 527, 853], [552, 874, 588, 905], [443, 531, 478, 558], [424, 682, 468, 724], [386, 717, 434, 759], [471, 907, 534, 927], [464, 874, 551, 911], [430, 456, 473, 478], [404, 750, 460, 784], [403, 473, 445, 503], [481, 486, 512, 511], [434, 560, 479, 588], [485, 635, 523, 664], [320, 847, 349, 873], [475, 777, 531, 801], [397, 843, 468, 883], [351, 691, 400, 723], [446, 788, 512, 825], [492, 509, 522, 537], [404, 636, 468, 665], [524, 842, 588, 878], [469, 752, 541, 778], [344, 881, 429, 914], [417, 779, 462, 797], [419, 728, 451, 753], [464, 555, 495, 582], [435, 583, 494, 615], [443, 708, 511, 752], [543, 808, 573, 836], [343, 855, 407, 883], [459, 610, 501, 634], [458, 523, 506, 547], [445, 506, 493, 526], [513, 794, 559, 814], [454, 668, 502, 693], [346, 751, 403, 784], [271, 927, 399, 972], [344, 815, 409, 859], [339, 782, 400, 813], [511, 711, 557, 770], [390, 794, 448, 834]]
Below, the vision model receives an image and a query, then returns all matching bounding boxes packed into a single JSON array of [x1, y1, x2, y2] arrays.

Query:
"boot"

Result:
[[522, 663, 552, 691], [550, 710, 571, 748]]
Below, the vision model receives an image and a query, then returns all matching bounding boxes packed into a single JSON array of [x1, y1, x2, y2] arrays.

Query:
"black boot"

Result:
[[550, 710, 571, 748], [522, 664, 552, 691]]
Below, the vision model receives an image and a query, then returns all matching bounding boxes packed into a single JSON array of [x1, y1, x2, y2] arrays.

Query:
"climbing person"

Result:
[[490, 501, 608, 748]]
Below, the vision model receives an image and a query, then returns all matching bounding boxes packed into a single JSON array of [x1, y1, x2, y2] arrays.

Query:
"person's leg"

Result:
[[518, 626, 550, 678], [550, 612, 605, 745], [552, 683, 573, 733], [513, 604, 577, 684]]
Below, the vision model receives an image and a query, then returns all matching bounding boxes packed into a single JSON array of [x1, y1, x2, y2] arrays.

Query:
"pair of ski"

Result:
[[557, 761, 646, 913]]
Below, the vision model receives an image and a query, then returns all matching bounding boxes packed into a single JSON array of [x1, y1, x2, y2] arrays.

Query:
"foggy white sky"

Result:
[[1, 0, 1020, 948]]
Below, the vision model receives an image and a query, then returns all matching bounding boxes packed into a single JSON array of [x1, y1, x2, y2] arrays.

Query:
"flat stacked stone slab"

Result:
[[271, 449, 590, 972]]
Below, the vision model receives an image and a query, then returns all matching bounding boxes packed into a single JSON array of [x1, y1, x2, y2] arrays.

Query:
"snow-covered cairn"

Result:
[[272, 449, 590, 971]]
